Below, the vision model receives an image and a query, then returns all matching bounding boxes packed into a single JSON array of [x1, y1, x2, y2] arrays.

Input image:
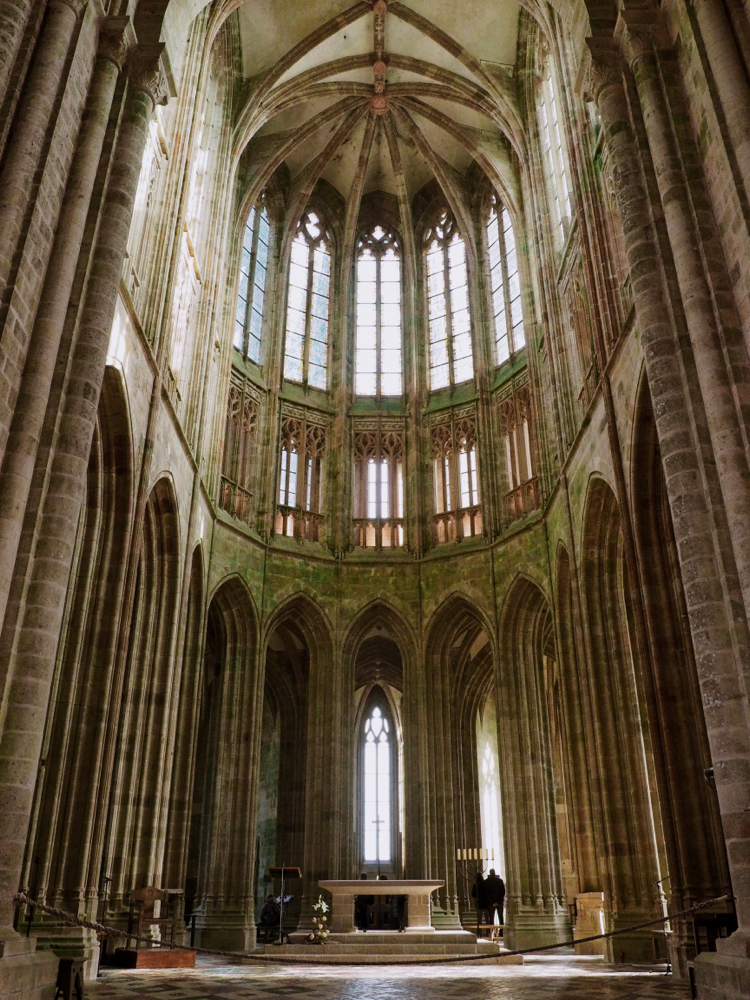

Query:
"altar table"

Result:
[[318, 879, 444, 933]]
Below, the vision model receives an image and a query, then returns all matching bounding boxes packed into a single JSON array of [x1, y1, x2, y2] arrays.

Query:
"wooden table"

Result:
[[318, 879, 445, 933]]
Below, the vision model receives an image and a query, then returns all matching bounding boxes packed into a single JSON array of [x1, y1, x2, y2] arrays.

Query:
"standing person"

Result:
[[472, 872, 489, 927], [485, 869, 505, 927], [355, 872, 372, 931]]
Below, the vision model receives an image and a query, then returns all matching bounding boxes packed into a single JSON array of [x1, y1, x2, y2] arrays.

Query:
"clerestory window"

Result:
[[425, 210, 474, 391], [284, 211, 332, 390], [356, 226, 402, 398], [234, 202, 270, 363], [539, 67, 572, 244], [486, 195, 525, 365]]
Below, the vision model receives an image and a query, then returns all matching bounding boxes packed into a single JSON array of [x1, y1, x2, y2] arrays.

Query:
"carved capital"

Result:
[[50, 0, 88, 18], [128, 44, 170, 107], [616, 12, 669, 69], [97, 16, 135, 72], [585, 38, 623, 104]]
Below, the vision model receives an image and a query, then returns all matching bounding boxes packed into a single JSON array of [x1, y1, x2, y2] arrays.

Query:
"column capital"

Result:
[[127, 43, 170, 107], [49, 0, 88, 17], [615, 12, 670, 70], [584, 38, 623, 104], [97, 16, 136, 73]]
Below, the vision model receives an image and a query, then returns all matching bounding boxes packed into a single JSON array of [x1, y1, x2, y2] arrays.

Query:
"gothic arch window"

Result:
[[360, 695, 397, 867], [353, 429, 405, 549], [499, 385, 539, 523], [234, 200, 270, 363], [219, 377, 257, 526], [284, 211, 332, 390], [486, 195, 525, 365], [539, 62, 572, 244], [356, 226, 402, 397], [424, 209, 474, 390], [275, 415, 326, 541], [431, 414, 482, 543]]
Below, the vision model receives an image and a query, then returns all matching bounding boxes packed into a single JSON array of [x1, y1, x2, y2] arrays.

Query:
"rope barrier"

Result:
[[13, 892, 730, 966]]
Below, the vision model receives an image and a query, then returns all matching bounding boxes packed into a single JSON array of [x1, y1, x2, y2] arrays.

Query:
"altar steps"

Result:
[[252, 930, 523, 964]]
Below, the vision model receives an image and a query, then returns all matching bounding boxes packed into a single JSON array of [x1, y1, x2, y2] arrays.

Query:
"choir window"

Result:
[[356, 226, 402, 397], [425, 210, 474, 390], [499, 386, 539, 523], [275, 416, 326, 542], [362, 702, 393, 864], [234, 202, 270, 363], [219, 378, 257, 526], [539, 68, 572, 243], [431, 415, 482, 543], [353, 430, 405, 549], [284, 211, 332, 389], [486, 195, 525, 365]]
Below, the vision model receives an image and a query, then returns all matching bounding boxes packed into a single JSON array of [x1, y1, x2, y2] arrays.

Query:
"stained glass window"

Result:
[[363, 705, 391, 863], [540, 70, 571, 243], [425, 210, 474, 390], [486, 196, 525, 365], [284, 211, 332, 389], [234, 203, 270, 363], [356, 226, 402, 397]]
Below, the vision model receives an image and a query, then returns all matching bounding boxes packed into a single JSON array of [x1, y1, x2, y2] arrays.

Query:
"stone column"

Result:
[[0, 0, 37, 113], [0, 0, 86, 299], [587, 35, 750, 974], [0, 17, 132, 648], [690, 0, 750, 213], [0, 39, 167, 941]]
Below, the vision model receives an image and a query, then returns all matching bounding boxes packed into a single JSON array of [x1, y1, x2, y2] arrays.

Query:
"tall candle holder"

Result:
[[456, 847, 494, 942]]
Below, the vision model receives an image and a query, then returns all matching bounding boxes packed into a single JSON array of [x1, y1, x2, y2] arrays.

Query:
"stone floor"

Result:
[[88, 955, 691, 999]]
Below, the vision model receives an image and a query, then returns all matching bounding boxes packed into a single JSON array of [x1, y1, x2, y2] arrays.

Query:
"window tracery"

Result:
[[275, 415, 326, 541], [234, 200, 270, 364], [356, 226, 402, 398], [424, 210, 474, 390], [353, 428, 405, 549], [284, 211, 332, 390], [431, 413, 481, 543], [362, 702, 392, 864], [486, 195, 525, 365], [498, 385, 538, 523], [539, 65, 572, 244], [219, 377, 258, 526]]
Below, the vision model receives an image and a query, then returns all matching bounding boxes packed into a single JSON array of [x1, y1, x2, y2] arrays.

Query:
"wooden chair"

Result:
[[127, 887, 182, 950]]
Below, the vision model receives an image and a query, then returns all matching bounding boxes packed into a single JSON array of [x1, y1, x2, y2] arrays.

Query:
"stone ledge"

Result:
[[694, 952, 750, 1000]]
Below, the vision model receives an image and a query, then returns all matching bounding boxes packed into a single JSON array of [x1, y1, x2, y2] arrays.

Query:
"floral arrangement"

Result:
[[309, 894, 330, 943]]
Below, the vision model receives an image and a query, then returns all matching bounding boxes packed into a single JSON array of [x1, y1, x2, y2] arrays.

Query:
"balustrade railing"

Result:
[[504, 477, 539, 524], [353, 518, 405, 550], [433, 506, 482, 544], [219, 477, 252, 526], [275, 505, 323, 542]]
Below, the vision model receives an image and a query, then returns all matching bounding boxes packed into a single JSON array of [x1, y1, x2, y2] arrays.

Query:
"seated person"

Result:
[[257, 893, 280, 935]]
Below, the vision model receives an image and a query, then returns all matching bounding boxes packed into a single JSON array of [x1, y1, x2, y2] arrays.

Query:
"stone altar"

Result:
[[318, 879, 444, 933]]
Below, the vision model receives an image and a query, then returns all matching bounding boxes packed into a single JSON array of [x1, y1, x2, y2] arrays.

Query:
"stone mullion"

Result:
[[588, 40, 750, 944]]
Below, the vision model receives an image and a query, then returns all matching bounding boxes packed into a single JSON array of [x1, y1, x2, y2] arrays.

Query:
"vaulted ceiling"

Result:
[[232, 0, 528, 227]]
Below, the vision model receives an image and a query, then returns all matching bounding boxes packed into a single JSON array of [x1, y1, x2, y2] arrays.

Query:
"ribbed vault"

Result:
[[232, 0, 527, 229]]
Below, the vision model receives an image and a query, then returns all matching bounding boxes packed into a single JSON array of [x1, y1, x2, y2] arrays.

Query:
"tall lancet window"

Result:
[[539, 66, 572, 243], [234, 201, 270, 363], [486, 196, 525, 365], [425, 210, 474, 390], [356, 226, 402, 397], [284, 211, 332, 389], [363, 703, 392, 863]]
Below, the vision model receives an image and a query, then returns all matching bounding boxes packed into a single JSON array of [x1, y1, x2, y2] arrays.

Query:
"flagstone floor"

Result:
[[89, 955, 691, 999]]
